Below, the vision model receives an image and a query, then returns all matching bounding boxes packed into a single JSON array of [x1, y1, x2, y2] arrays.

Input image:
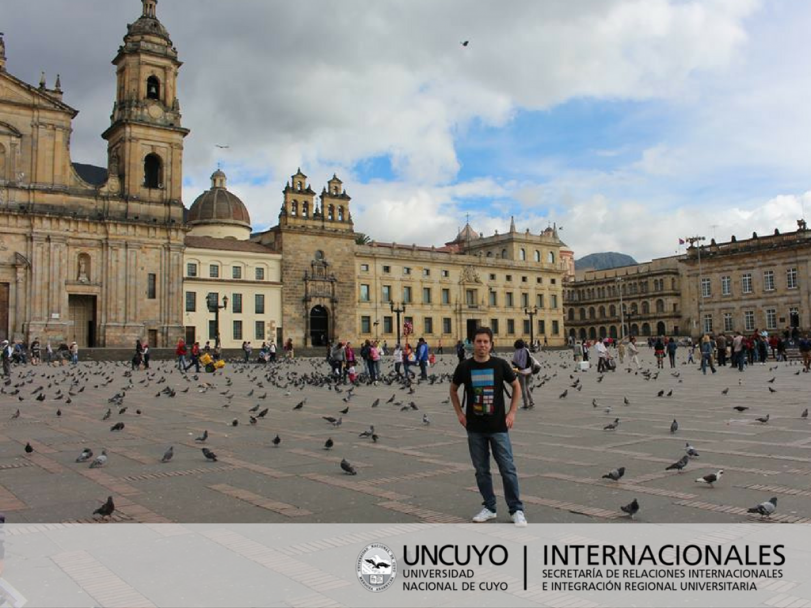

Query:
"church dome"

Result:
[[187, 170, 252, 239]]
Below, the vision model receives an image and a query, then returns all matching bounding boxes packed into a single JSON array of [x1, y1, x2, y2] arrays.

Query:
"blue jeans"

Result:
[[177, 355, 186, 371], [467, 431, 524, 514], [734, 351, 745, 371], [701, 354, 715, 374], [419, 360, 428, 379]]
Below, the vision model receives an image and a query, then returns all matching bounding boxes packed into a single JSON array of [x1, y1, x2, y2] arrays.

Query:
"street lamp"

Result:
[[524, 306, 538, 350], [207, 293, 229, 350], [616, 277, 625, 341], [685, 236, 706, 338], [373, 319, 380, 341], [390, 302, 406, 346]]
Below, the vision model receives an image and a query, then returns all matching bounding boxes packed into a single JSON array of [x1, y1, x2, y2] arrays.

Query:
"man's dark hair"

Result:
[[473, 326, 494, 343], [514, 339, 525, 349]]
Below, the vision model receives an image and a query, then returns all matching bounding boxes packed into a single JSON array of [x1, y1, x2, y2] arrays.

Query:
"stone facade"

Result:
[[0, 0, 188, 347]]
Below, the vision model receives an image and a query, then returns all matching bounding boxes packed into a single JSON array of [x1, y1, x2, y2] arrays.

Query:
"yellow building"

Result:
[[183, 170, 282, 349]]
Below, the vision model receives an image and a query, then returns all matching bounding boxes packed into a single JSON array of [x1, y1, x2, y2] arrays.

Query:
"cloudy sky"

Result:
[[5, 0, 811, 261]]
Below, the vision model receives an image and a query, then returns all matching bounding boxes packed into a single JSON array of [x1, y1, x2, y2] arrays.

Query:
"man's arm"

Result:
[[505, 378, 521, 429], [449, 383, 467, 428]]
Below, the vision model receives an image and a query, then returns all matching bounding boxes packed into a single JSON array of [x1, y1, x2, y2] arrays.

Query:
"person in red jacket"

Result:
[[175, 338, 187, 371]]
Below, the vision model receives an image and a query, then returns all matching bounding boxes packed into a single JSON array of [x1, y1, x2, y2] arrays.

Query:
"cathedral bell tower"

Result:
[[101, 0, 189, 221]]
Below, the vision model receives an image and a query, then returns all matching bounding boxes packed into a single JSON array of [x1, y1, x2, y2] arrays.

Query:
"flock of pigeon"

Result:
[[3, 348, 807, 523]]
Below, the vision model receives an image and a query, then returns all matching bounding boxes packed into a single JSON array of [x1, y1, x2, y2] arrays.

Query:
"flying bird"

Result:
[[602, 467, 625, 481], [461, 40, 469, 47], [768, 387, 777, 393], [365, 557, 391, 570], [733, 406, 749, 412], [214, 144, 230, 149], [747, 496, 777, 519], [695, 470, 723, 487]]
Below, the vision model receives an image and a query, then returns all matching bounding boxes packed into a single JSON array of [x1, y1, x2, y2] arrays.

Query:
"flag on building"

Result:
[[678, 238, 685, 245]]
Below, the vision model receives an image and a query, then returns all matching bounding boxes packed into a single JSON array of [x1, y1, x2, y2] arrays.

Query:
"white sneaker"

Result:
[[512, 510, 528, 527], [472, 508, 497, 523]]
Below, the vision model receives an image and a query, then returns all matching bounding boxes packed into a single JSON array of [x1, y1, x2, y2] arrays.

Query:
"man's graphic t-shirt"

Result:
[[453, 357, 516, 433]]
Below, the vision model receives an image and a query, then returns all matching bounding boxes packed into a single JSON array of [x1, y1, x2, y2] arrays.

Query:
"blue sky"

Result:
[[6, 0, 811, 260]]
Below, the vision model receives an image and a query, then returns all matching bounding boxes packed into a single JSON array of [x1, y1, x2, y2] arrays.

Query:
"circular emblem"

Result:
[[357, 543, 397, 593]]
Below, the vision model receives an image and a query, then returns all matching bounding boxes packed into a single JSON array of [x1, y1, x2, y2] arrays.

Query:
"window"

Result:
[[536, 277, 543, 284], [551, 278, 557, 285], [489, 273, 497, 281], [703, 314, 713, 334], [144, 153, 162, 188], [507, 319, 515, 334], [443, 318, 452, 334], [422, 268, 431, 277], [701, 278, 711, 298], [147, 273, 157, 299], [489, 291, 497, 306], [744, 310, 755, 331], [534, 250, 540, 262], [424, 317, 433, 334], [539, 319, 546, 335], [764, 270, 775, 292], [551, 295, 558, 308], [441, 288, 450, 304], [361, 316, 371, 334], [231, 293, 242, 313], [491, 319, 499, 334], [537, 294, 544, 308], [255, 294, 265, 315], [185, 291, 196, 312], [721, 275, 731, 296], [519, 248, 526, 261], [382, 265, 391, 274], [521, 293, 529, 308], [209, 264, 219, 278], [232, 266, 242, 280], [146, 75, 160, 100], [723, 313, 734, 332], [552, 320, 559, 335], [466, 289, 477, 306], [360, 284, 370, 302], [787, 267, 798, 289], [403, 267, 412, 275], [741, 273, 752, 294], [255, 321, 265, 340], [383, 316, 393, 334], [766, 308, 777, 330], [506, 292, 514, 307], [206, 292, 219, 313], [548, 251, 555, 264], [360, 263, 369, 272], [422, 287, 432, 304], [441, 269, 449, 278], [187, 263, 198, 277], [208, 320, 217, 340], [506, 275, 512, 282], [521, 276, 528, 283], [523, 319, 531, 335], [233, 320, 243, 340], [382, 285, 391, 303], [404, 316, 413, 328], [403, 286, 412, 303], [255, 267, 265, 281]]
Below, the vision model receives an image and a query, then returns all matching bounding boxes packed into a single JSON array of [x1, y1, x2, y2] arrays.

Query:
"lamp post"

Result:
[[207, 293, 229, 350], [373, 319, 380, 341], [685, 236, 706, 338], [524, 306, 538, 349], [616, 277, 625, 341], [390, 302, 406, 346]]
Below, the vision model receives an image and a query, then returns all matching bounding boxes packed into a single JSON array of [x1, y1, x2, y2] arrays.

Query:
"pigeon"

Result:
[[24, 442, 34, 454], [202, 448, 218, 462], [670, 419, 679, 434], [102, 408, 112, 420], [160, 446, 174, 463], [293, 399, 305, 410], [461, 40, 469, 47], [56, 408, 62, 417], [231, 419, 239, 427], [272, 434, 281, 447], [195, 430, 208, 443], [110, 422, 125, 431], [695, 470, 723, 487], [603, 418, 619, 431], [118, 406, 128, 415], [422, 414, 430, 425], [371, 434, 379, 443], [657, 390, 664, 397], [75, 448, 94, 463], [89, 449, 108, 468], [248, 404, 260, 413], [620, 498, 640, 519], [802, 409, 808, 419], [36, 393, 46, 402], [371, 398, 380, 408], [324, 437, 334, 450], [592, 399, 598, 408], [339, 406, 349, 415], [767, 377, 776, 383], [359, 426, 375, 438], [386, 394, 396, 403], [768, 387, 777, 393], [666, 455, 689, 473], [602, 467, 625, 481], [559, 390, 568, 399], [340, 458, 357, 475], [733, 406, 749, 412], [249, 416, 258, 425], [11, 409, 20, 419], [322, 416, 339, 424], [721, 388, 729, 395], [623, 397, 630, 405], [666, 389, 673, 397], [93, 496, 115, 520], [747, 496, 777, 519], [257, 408, 269, 418], [685, 443, 700, 458], [755, 414, 770, 424]]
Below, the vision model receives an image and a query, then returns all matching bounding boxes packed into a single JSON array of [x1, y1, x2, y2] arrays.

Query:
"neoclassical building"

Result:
[[0, 0, 187, 347]]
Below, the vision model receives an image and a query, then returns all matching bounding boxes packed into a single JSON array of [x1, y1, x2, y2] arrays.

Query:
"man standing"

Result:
[[1, 340, 11, 378], [450, 327, 527, 527], [732, 331, 745, 371], [595, 339, 608, 372], [416, 337, 429, 380]]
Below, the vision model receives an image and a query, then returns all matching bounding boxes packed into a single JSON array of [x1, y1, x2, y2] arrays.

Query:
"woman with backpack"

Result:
[[511, 339, 535, 410]]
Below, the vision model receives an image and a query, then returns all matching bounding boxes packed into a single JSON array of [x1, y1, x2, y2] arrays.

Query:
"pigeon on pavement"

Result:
[[93, 496, 115, 520], [666, 455, 689, 473], [747, 496, 777, 519], [89, 449, 108, 468], [340, 458, 357, 475], [602, 467, 625, 481], [75, 448, 94, 463], [161, 446, 174, 463], [620, 498, 640, 519], [685, 443, 700, 458], [695, 470, 723, 487]]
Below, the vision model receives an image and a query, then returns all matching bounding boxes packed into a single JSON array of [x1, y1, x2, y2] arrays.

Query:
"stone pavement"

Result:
[[1, 348, 810, 525]]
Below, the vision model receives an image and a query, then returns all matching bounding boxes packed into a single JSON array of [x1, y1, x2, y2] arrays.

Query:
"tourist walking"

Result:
[[666, 337, 678, 368], [142, 342, 150, 369], [700, 335, 716, 375], [1, 340, 12, 378], [716, 334, 727, 366], [627, 337, 640, 369], [456, 340, 465, 364], [175, 338, 187, 371], [654, 336, 665, 369], [511, 339, 535, 410], [450, 327, 526, 526], [416, 337, 429, 380], [393, 343, 403, 377]]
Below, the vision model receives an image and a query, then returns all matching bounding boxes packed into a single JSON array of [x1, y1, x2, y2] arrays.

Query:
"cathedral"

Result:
[[0, 0, 570, 350]]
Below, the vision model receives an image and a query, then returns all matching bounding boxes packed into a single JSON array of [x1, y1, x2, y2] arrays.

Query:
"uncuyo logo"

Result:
[[357, 543, 397, 592]]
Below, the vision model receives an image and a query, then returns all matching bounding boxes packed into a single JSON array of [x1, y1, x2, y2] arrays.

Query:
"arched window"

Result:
[[328, 205, 335, 221], [579, 308, 586, 321], [338, 206, 344, 221], [548, 251, 555, 264], [519, 248, 526, 261], [568, 309, 575, 321], [599, 326, 607, 339], [656, 299, 665, 313], [657, 321, 666, 336], [589, 307, 596, 320], [609, 326, 617, 339], [290, 201, 298, 216], [486, 251, 493, 257], [146, 76, 160, 100], [143, 153, 162, 188], [671, 278, 677, 290], [630, 303, 638, 315], [501, 249, 507, 259], [630, 323, 639, 336], [641, 301, 650, 314], [302, 201, 309, 218], [296, 181, 302, 191], [599, 306, 606, 318], [642, 323, 651, 336], [579, 328, 587, 341], [534, 250, 540, 262], [589, 327, 597, 340], [609, 304, 616, 317]]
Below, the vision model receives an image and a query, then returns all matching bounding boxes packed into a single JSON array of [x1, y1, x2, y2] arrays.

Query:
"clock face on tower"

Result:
[[148, 104, 164, 120]]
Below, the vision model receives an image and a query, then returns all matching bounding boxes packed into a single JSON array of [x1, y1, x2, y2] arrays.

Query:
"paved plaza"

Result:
[[1, 349, 810, 525]]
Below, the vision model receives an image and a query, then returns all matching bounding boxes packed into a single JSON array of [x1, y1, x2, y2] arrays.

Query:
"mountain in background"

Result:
[[575, 252, 638, 271]]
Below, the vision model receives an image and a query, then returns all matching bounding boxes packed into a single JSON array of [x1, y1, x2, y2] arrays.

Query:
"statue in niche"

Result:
[[78, 255, 89, 283]]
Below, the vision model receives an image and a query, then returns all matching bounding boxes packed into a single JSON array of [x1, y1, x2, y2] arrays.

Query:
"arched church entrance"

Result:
[[310, 305, 329, 346]]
